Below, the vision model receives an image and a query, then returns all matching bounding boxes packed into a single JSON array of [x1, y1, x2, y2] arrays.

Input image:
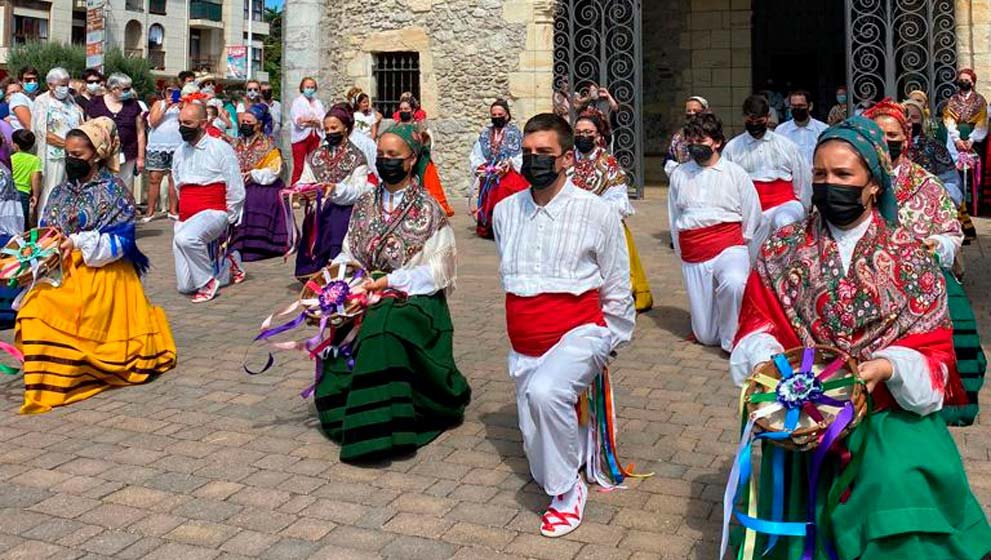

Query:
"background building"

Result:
[[283, 0, 990, 193], [0, 0, 269, 81]]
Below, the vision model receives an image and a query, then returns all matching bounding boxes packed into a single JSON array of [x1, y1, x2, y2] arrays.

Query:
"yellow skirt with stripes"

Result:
[[15, 250, 177, 414], [624, 223, 653, 313]]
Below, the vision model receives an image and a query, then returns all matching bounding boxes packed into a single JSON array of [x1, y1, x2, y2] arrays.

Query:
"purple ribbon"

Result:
[[254, 312, 307, 342], [802, 402, 855, 560]]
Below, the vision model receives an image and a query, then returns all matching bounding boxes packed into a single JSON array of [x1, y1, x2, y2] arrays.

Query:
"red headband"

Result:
[[864, 97, 910, 139], [960, 68, 977, 83]]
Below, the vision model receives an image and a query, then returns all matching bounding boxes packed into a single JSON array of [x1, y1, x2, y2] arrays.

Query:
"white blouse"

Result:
[[722, 130, 812, 210], [730, 217, 946, 415]]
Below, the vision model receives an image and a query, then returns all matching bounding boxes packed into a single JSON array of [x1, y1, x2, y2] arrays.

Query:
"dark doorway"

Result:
[[751, 0, 845, 121]]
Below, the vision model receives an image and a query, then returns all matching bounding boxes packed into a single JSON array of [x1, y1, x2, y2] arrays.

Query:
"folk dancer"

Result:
[[943, 69, 988, 214], [470, 99, 528, 238], [568, 111, 653, 312], [493, 114, 635, 538], [314, 125, 471, 462], [723, 94, 811, 251], [728, 116, 991, 560], [171, 103, 246, 303], [19, 117, 175, 413], [668, 113, 761, 353]]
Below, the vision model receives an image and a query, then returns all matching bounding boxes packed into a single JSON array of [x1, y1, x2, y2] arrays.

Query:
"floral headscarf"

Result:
[[815, 116, 899, 225], [75, 117, 121, 173], [863, 97, 911, 139]]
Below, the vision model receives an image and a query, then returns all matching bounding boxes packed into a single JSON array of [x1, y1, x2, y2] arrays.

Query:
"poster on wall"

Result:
[[85, 0, 106, 71], [226, 46, 248, 80]]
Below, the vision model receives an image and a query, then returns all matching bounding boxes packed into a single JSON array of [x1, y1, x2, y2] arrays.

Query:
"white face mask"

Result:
[[86, 83, 101, 94], [53, 85, 69, 100], [202, 85, 215, 95]]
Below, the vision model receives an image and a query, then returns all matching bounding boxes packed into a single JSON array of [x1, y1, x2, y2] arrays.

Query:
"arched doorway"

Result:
[[124, 20, 143, 59]]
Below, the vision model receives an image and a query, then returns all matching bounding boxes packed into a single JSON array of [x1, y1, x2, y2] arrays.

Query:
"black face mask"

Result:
[[745, 121, 767, 138], [574, 136, 596, 154], [688, 144, 714, 165], [238, 124, 256, 138], [179, 125, 201, 143], [324, 132, 344, 147], [887, 140, 904, 161], [911, 122, 923, 138], [812, 183, 868, 227], [65, 156, 93, 182], [958, 80, 973, 91], [522, 153, 560, 190], [491, 116, 507, 129], [399, 111, 412, 123], [376, 157, 410, 185], [261, 90, 273, 101], [791, 107, 810, 122]]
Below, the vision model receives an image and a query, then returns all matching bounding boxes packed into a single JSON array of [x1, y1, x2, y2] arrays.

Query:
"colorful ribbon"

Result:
[[580, 368, 653, 490]]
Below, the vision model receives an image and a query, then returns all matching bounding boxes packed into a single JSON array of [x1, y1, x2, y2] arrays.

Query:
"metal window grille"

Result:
[[374, 52, 421, 118]]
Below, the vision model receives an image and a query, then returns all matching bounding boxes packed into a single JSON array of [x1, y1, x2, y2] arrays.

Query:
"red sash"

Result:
[[753, 178, 797, 210], [678, 222, 745, 264], [179, 182, 227, 222], [506, 290, 606, 357]]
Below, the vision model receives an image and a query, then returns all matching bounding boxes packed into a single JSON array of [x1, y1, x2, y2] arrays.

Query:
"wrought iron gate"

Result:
[[553, 0, 643, 198], [846, 0, 957, 112]]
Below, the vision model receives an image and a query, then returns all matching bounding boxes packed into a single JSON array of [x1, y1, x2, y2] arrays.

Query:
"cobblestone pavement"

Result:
[[0, 189, 989, 560]]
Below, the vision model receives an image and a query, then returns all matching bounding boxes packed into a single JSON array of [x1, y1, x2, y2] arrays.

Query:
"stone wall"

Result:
[[956, 0, 991, 97], [283, 0, 556, 195], [642, 0, 691, 157]]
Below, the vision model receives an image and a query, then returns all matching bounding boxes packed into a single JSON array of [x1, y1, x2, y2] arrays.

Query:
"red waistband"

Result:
[[678, 222, 745, 263], [753, 178, 796, 211], [506, 290, 605, 357], [179, 182, 227, 222]]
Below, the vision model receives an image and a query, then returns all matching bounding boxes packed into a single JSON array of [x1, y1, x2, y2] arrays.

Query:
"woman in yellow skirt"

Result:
[[567, 110, 653, 312], [16, 117, 176, 414]]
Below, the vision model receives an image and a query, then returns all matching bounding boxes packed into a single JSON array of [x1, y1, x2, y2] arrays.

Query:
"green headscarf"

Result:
[[384, 123, 429, 182], [815, 116, 899, 225]]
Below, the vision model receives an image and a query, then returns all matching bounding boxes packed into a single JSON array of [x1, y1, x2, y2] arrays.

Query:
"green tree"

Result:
[[6, 42, 155, 97], [263, 6, 282, 99]]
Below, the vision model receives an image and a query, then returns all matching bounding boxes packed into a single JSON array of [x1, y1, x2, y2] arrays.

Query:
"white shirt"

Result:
[[493, 180, 635, 350], [268, 100, 283, 139], [172, 135, 245, 224], [290, 95, 325, 144], [775, 118, 829, 165], [722, 130, 812, 210], [730, 218, 947, 415], [147, 101, 183, 152], [8, 92, 34, 131], [667, 157, 762, 257]]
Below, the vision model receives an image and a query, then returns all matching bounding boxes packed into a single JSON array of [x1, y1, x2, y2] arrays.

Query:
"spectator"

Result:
[[9, 66, 40, 131], [237, 79, 262, 113], [289, 76, 324, 184], [85, 72, 146, 195], [145, 80, 183, 222], [31, 67, 84, 212], [259, 82, 282, 139], [75, 68, 105, 113], [178, 70, 196, 89], [11, 129, 41, 228], [391, 92, 427, 122]]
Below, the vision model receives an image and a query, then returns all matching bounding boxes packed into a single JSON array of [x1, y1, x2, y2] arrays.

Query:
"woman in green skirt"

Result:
[[314, 125, 471, 463], [729, 116, 991, 559]]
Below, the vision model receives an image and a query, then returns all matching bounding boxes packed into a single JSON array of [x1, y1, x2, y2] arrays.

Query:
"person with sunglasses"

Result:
[[85, 73, 146, 198], [74, 68, 104, 113], [9, 66, 39, 131]]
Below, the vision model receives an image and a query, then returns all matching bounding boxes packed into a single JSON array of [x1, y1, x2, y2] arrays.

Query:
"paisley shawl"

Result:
[[757, 211, 950, 361], [233, 134, 277, 172], [305, 141, 366, 185], [893, 161, 962, 243], [907, 133, 955, 177], [346, 177, 447, 273], [569, 146, 629, 196], [944, 91, 988, 126], [478, 123, 522, 163]]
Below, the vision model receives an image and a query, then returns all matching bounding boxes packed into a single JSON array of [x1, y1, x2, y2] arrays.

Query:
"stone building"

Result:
[[283, 0, 991, 192]]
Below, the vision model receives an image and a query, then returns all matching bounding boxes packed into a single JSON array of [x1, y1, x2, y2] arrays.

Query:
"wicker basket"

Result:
[[0, 227, 64, 288], [744, 346, 867, 452]]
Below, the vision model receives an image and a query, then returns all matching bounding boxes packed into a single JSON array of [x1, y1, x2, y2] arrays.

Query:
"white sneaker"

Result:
[[539, 477, 587, 538]]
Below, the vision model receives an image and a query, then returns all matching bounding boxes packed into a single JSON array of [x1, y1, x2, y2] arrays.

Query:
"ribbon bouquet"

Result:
[[468, 159, 503, 225], [720, 346, 869, 560], [245, 262, 404, 397], [957, 150, 982, 217], [279, 182, 331, 257]]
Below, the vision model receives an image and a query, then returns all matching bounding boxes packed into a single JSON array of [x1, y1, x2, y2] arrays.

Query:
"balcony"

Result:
[[148, 49, 165, 71], [189, 56, 220, 73], [190, 0, 223, 26]]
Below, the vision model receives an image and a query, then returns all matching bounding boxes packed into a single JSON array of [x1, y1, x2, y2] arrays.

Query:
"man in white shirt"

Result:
[[492, 113, 635, 539], [668, 113, 761, 352], [775, 90, 829, 165], [171, 103, 246, 303], [723, 94, 811, 251]]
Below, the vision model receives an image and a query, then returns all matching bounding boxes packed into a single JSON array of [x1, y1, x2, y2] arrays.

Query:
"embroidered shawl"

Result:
[[346, 178, 447, 273], [478, 123, 522, 163], [233, 134, 278, 172], [569, 146, 629, 196], [755, 211, 950, 361], [907, 133, 956, 177], [893, 161, 962, 243], [306, 141, 366, 185], [666, 130, 690, 164], [944, 91, 988, 127]]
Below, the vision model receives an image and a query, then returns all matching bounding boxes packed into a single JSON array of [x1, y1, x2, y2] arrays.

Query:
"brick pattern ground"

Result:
[[0, 190, 989, 559]]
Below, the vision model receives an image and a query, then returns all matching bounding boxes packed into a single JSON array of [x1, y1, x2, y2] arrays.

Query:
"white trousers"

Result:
[[38, 157, 65, 214], [680, 245, 750, 352], [173, 209, 237, 293], [509, 323, 612, 496], [750, 200, 805, 255]]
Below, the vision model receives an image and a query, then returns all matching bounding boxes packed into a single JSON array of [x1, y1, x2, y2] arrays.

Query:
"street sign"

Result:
[[85, 0, 106, 71]]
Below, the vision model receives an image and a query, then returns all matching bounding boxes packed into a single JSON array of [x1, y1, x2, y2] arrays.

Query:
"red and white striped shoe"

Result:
[[540, 478, 587, 538]]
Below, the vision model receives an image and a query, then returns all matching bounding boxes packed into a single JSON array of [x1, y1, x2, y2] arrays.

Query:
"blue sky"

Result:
[[265, 0, 282, 8]]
